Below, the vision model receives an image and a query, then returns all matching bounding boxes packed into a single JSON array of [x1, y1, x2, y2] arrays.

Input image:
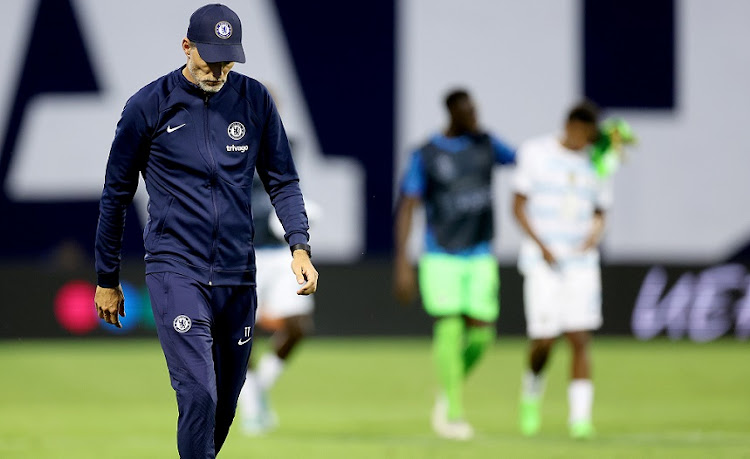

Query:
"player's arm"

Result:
[[393, 151, 424, 304], [394, 194, 420, 304], [513, 193, 557, 267], [255, 86, 317, 295], [512, 143, 556, 267], [581, 177, 612, 252], [581, 208, 606, 252], [94, 96, 151, 327]]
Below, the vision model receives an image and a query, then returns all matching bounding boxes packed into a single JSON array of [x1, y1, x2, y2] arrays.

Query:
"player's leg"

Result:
[[254, 248, 316, 430], [257, 313, 313, 390], [259, 260, 316, 391], [565, 330, 591, 380], [563, 330, 594, 438], [419, 254, 472, 440], [211, 284, 256, 453], [146, 272, 218, 458], [463, 317, 495, 376], [243, 314, 313, 434], [519, 264, 563, 436], [520, 337, 556, 434], [529, 338, 555, 374], [238, 249, 273, 435], [462, 255, 500, 376], [238, 358, 264, 434], [561, 265, 602, 439], [270, 314, 313, 359]]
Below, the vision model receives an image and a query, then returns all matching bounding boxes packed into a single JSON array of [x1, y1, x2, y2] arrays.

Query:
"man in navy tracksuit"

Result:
[[93, 5, 318, 457]]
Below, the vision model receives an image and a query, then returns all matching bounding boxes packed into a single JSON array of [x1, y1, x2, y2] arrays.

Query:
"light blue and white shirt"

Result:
[[514, 134, 612, 271]]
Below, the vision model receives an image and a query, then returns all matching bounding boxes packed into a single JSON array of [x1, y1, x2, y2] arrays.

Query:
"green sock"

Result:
[[463, 325, 495, 376], [433, 316, 464, 420]]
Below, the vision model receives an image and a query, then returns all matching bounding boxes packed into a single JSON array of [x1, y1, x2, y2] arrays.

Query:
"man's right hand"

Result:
[[515, 193, 557, 269], [540, 245, 558, 268], [394, 258, 417, 305], [95, 285, 126, 328]]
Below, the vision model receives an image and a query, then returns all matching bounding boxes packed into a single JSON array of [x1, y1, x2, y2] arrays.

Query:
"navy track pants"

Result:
[[146, 272, 256, 458]]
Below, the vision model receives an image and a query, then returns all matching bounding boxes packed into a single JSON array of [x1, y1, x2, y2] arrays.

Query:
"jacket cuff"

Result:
[[97, 271, 120, 288], [287, 232, 309, 247]]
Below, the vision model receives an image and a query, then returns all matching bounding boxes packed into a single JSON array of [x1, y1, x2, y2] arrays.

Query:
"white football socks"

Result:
[[568, 379, 594, 424], [238, 371, 261, 419], [522, 371, 546, 400], [257, 353, 285, 391]]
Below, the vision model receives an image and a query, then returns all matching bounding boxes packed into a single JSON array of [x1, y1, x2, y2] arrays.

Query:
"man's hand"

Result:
[[580, 233, 600, 252], [393, 195, 420, 305], [394, 257, 417, 305], [540, 244, 558, 268], [515, 193, 557, 269], [94, 285, 126, 328], [292, 250, 318, 295], [579, 210, 606, 253]]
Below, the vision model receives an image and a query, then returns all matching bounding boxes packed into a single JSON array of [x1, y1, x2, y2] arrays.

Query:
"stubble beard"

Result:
[[187, 59, 225, 93]]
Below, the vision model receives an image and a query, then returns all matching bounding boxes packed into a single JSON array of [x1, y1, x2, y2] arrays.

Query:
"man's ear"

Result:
[[181, 38, 192, 58]]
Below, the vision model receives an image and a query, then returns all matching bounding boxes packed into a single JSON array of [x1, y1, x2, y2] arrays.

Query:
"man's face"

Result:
[[565, 120, 599, 150], [186, 45, 234, 93], [450, 97, 479, 133]]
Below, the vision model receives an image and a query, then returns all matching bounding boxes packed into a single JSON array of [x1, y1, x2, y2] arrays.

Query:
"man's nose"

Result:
[[208, 62, 227, 78], [209, 64, 222, 78]]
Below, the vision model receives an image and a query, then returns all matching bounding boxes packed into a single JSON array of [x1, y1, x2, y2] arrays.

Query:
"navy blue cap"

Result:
[[187, 4, 246, 63]]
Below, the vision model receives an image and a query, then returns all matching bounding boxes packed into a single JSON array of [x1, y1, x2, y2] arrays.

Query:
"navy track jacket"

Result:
[[95, 67, 309, 287]]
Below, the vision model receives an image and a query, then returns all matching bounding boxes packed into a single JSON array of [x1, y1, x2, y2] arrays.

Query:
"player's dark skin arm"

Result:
[[513, 193, 557, 267], [581, 209, 606, 252], [394, 195, 420, 304]]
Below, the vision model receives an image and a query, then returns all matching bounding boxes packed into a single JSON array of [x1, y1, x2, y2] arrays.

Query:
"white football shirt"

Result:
[[513, 135, 612, 271]]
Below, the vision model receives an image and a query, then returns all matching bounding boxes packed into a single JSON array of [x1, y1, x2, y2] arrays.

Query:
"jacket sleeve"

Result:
[[254, 89, 310, 248], [95, 96, 151, 287]]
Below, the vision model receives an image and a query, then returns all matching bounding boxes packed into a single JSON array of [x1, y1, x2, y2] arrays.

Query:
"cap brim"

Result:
[[195, 42, 246, 64]]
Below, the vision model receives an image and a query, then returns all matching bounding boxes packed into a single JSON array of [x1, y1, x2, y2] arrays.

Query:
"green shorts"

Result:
[[418, 253, 500, 322]]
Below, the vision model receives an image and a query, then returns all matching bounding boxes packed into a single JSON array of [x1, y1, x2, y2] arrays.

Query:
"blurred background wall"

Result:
[[0, 0, 748, 339]]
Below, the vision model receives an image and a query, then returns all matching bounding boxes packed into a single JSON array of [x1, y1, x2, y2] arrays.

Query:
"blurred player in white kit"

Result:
[[238, 172, 320, 435], [513, 101, 620, 440]]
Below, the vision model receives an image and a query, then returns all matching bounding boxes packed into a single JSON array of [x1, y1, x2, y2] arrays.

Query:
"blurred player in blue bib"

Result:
[[394, 89, 515, 440]]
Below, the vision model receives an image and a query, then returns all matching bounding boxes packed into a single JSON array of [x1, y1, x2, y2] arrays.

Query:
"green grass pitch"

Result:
[[1, 337, 748, 458]]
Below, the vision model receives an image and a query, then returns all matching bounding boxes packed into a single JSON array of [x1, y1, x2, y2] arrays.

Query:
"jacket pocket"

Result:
[[145, 195, 175, 252]]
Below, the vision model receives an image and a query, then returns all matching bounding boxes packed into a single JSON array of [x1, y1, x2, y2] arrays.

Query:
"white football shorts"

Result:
[[255, 248, 314, 320], [522, 261, 602, 339]]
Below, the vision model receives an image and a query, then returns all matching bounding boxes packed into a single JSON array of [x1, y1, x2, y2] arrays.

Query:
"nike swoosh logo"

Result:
[[237, 337, 252, 346], [166, 123, 186, 133]]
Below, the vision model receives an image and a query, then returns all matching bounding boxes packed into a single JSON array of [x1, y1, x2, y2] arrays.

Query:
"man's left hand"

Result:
[[291, 250, 318, 295], [94, 285, 125, 328], [579, 211, 605, 252], [580, 234, 601, 252]]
